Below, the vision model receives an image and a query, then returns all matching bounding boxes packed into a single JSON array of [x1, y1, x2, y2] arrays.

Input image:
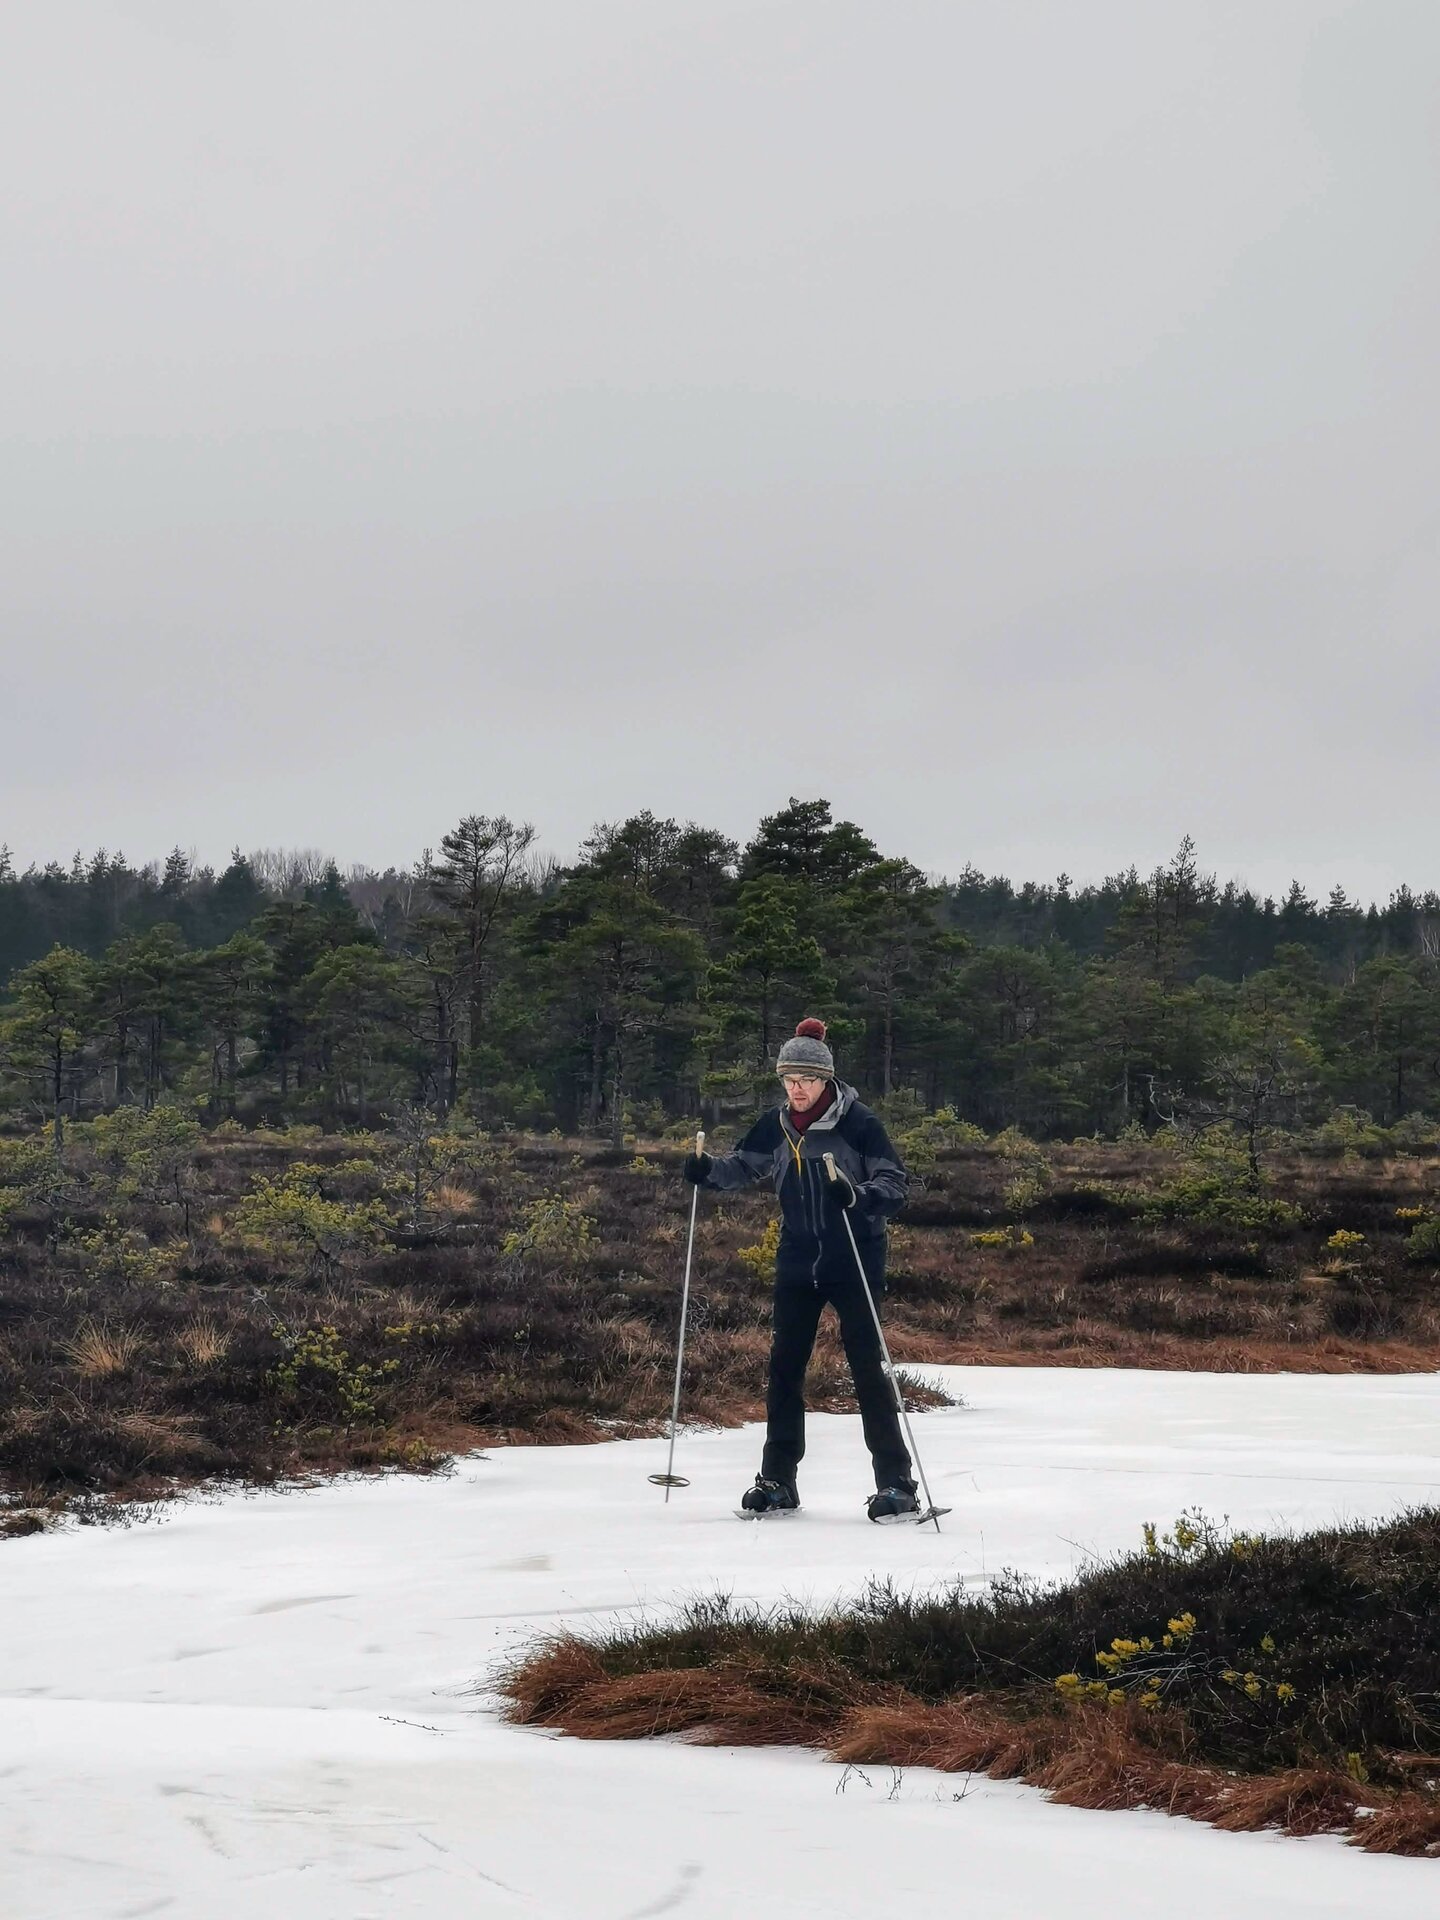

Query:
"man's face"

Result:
[[781, 1072, 826, 1109]]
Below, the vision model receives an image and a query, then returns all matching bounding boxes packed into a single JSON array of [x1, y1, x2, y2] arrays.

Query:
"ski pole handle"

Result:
[[823, 1152, 854, 1204], [696, 1129, 706, 1154]]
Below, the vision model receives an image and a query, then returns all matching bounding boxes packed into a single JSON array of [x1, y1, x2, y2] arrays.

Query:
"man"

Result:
[[684, 1017, 918, 1520]]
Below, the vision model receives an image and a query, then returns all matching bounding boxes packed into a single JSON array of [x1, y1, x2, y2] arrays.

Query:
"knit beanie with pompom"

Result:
[[775, 1017, 835, 1081]]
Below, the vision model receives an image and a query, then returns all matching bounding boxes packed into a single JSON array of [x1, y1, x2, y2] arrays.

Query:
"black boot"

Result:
[[867, 1485, 919, 1523], [740, 1475, 799, 1514]]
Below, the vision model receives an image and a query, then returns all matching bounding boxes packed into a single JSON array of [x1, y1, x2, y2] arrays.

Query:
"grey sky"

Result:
[[3, 1, 1436, 903]]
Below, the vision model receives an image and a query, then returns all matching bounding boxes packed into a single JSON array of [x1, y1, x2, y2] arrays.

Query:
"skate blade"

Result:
[[734, 1507, 802, 1520], [870, 1505, 952, 1526]]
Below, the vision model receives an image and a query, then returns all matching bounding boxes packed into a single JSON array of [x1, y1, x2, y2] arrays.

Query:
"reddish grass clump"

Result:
[[831, 1697, 1050, 1780], [1352, 1792, 1440, 1857], [507, 1637, 896, 1748], [1209, 1767, 1372, 1837]]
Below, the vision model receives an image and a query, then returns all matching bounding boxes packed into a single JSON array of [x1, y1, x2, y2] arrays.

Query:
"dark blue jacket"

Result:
[[700, 1081, 908, 1286]]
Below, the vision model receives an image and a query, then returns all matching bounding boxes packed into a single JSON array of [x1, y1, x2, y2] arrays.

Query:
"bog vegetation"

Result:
[[502, 1507, 1440, 1855], [2, 1111, 1439, 1529]]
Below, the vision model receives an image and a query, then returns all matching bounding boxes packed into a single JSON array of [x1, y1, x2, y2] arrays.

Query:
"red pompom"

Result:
[[795, 1017, 828, 1040]]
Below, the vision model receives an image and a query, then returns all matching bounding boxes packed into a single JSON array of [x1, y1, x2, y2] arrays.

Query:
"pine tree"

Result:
[[196, 933, 271, 1119], [429, 815, 536, 1107], [302, 943, 418, 1127], [1, 947, 99, 1149], [704, 875, 833, 1070]]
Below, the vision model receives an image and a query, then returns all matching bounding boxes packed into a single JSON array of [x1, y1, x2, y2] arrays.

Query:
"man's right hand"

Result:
[[682, 1151, 713, 1185]]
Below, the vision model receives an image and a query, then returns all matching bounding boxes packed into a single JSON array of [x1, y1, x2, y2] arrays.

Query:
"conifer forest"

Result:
[[4, 800, 1438, 1143]]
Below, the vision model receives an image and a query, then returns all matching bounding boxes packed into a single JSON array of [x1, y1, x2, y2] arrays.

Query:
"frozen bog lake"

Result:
[[5, 1366, 1440, 1917]]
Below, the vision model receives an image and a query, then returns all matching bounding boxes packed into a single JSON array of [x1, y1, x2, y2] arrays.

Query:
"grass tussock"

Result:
[[60, 1320, 144, 1378], [1353, 1792, 1440, 1855], [175, 1316, 230, 1366], [499, 1508, 1440, 1856]]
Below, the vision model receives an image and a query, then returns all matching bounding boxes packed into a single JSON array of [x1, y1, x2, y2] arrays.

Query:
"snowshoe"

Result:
[[737, 1475, 799, 1518], [867, 1485, 921, 1524]]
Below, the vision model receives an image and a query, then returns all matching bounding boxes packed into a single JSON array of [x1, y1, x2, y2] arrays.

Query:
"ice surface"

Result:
[[5, 1366, 1439, 1916]]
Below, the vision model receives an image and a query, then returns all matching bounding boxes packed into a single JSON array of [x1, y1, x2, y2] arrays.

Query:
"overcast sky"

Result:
[[3, 1, 1436, 904]]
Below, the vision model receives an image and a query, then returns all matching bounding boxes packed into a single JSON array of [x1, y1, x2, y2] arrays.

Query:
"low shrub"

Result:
[[970, 1226, 1034, 1251], [66, 1215, 167, 1285], [267, 1324, 399, 1427], [76, 1106, 203, 1237], [1322, 1228, 1369, 1274], [227, 1163, 391, 1272], [990, 1132, 1055, 1214], [894, 1105, 987, 1177], [4, 1118, 1439, 1516], [1307, 1109, 1392, 1157], [1026, 1185, 1140, 1224], [1144, 1138, 1301, 1232], [0, 1135, 70, 1231], [500, 1191, 596, 1265], [737, 1218, 780, 1276]]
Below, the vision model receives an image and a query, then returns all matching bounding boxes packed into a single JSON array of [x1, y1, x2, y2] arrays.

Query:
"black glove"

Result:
[[824, 1164, 858, 1210], [682, 1151, 713, 1185]]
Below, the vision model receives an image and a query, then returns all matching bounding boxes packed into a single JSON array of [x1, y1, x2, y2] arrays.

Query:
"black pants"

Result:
[[760, 1274, 914, 1493]]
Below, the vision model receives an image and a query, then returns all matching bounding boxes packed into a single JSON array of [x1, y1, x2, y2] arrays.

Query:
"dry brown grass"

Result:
[[501, 1644, 1429, 1852], [503, 1637, 896, 1747], [1352, 1792, 1440, 1856], [61, 1320, 143, 1378], [176, 1316, 230, 1366], [1209, 1766, 1371, 1836], [832, 1697, 1052, 1779], [884, 1333, 1440, 1375], [105, 1410, 213, 1469]]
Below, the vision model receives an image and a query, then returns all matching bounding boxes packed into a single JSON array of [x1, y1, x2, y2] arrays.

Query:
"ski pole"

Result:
[[823, 1152, 950, 1531], [649, 1129, 705, 1500]]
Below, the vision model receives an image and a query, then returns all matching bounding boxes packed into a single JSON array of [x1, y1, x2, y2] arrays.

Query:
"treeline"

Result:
[[2, 805, 1438, 1142]]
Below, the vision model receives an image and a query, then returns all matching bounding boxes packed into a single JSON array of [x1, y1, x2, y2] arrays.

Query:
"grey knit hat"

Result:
[[775, 1017, 835, 1080]]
